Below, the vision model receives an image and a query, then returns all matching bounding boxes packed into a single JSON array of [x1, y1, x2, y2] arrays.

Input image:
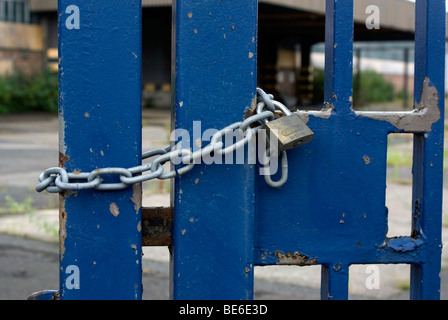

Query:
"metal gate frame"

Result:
[[50, 0, 445, 300]]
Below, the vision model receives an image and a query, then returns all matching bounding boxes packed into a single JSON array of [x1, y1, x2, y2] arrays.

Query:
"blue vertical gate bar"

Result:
[[171, 0, 258, 299], [58, 0, 142, 299], [410, 0, 446, 300], [320, 0, 354, 300]]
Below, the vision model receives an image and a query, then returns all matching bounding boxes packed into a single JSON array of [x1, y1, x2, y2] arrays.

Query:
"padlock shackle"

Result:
[[256, 100, 292, 124]]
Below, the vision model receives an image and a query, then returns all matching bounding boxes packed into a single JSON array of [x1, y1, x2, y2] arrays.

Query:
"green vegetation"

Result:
[[0, 70, 58, 114], [353, 70, 395, 106], [387, 149, 413, 168], [0, 195, 34, 216], [313, 68, 396, 107]]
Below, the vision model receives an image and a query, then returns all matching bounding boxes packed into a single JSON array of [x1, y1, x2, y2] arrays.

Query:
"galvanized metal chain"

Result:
[[36, 88, 289, 193]]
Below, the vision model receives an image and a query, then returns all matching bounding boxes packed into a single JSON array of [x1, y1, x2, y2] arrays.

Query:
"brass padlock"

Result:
[[257, 100, 314, 151]]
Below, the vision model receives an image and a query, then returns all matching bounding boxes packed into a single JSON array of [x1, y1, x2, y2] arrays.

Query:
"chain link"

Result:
[[36, 88, 289, 193]]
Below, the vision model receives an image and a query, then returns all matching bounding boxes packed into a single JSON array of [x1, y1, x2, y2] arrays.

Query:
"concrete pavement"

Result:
[[0, 110, 447, 300]]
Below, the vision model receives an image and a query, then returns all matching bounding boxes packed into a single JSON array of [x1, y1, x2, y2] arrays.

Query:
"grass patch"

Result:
[[387, 150, 413, 168], [0, 196, 34, 216]]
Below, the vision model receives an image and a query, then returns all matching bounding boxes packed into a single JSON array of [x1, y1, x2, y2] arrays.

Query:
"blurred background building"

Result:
[[1, 0, 446, 110], [0, 0, 44, 76]]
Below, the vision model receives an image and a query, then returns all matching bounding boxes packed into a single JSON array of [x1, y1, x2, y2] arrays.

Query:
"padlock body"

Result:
[[265, 113, 314, 151]]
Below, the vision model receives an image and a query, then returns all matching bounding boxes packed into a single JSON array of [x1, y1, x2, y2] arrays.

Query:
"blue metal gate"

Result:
[[38, 0, 445, 300], [172, 0, 446, 300]]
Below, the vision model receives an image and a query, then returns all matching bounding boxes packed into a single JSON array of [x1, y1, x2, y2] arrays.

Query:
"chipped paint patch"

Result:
[[131, 183, 142, 213], [274, 250, 317, 266], [109, 203, 120, 217], [58, 108, 67, 154], [386, 236, 424, 252], [296, 103, 334, 124], [59, 194, 67, 261], [363, 156, 371, 164], [355, 77, 440, 132]]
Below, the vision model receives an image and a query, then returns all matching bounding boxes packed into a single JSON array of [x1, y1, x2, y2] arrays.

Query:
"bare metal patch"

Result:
[[131, 183, 142, 213], [296, 103, 334, 124], [59, 108, 67, 155], [109, 203, 120, 217], [355, 77, 440, 132]]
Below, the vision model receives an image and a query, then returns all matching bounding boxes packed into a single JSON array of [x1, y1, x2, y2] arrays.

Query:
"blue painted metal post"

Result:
[[171, 0, 258, 299], [410, 0, 446, 300], [320, 0, 354, 300], [58, 0, 142, 299]]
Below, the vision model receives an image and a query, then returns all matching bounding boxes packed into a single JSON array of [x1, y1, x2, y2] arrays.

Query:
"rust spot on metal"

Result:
[[274, 250, 317, 266], [59, 152, 70, 168], [142, 207, 173, 246], [243, 94, 258, 128], [363, 156, 371, 164], [59, 194, 67, 261], [244, 106, 257, 120], [64, 190, 77, 197]]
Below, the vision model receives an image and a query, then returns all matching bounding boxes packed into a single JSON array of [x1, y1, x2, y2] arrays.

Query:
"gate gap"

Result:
[[386, 133, 413, 238], [352, 1, 415, 111], [254, 265, 321, 300], [141, 185, 171, 299], [258, 3, 326, 112]]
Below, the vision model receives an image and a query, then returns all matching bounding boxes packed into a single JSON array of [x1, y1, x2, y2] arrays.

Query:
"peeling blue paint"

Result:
[[387, 237, 425, 253]]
